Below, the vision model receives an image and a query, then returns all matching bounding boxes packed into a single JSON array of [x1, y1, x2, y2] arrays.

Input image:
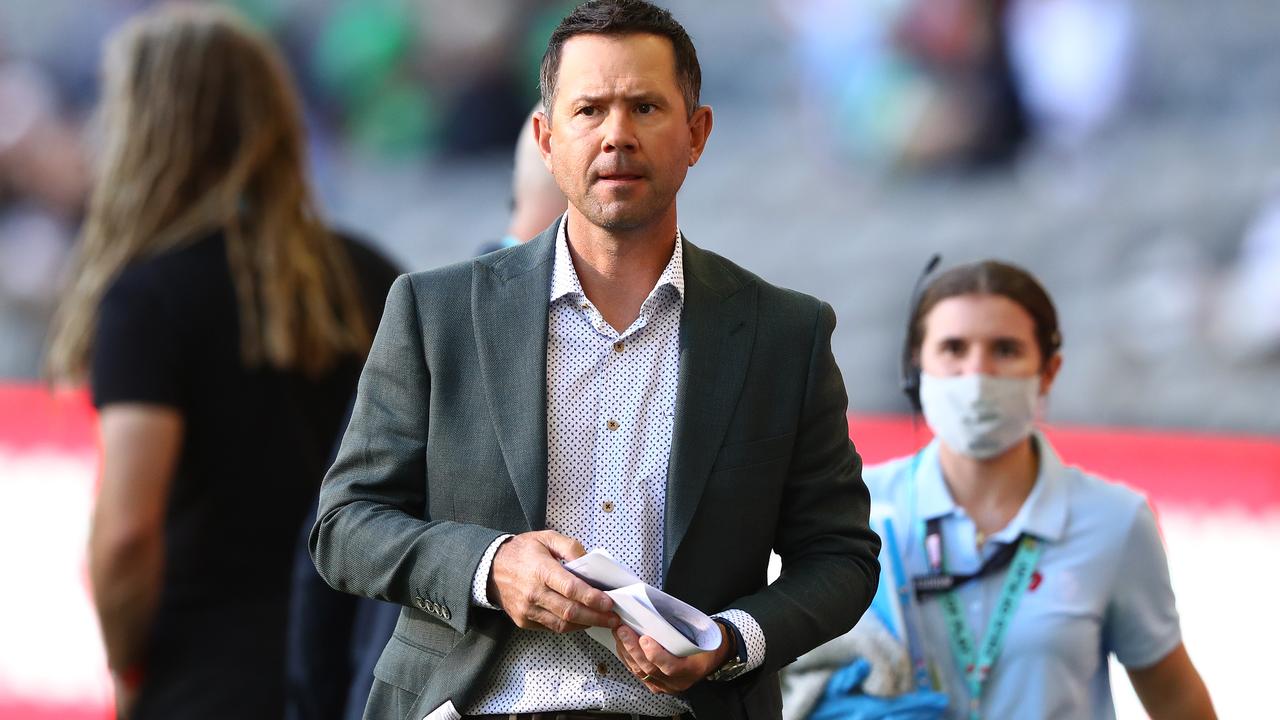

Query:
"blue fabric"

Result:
[[807, 659, 948, 720], [863, 433, 1182, 720]]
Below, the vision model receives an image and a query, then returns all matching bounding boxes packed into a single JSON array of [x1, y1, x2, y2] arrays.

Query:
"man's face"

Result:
[[536, 33, 712, 233]]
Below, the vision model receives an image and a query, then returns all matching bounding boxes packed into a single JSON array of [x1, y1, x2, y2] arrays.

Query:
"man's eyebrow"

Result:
[[566, 91, 667, 105]]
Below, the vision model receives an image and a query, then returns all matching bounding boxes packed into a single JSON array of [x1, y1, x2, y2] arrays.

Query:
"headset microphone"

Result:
[[899, 253, 942, 412]]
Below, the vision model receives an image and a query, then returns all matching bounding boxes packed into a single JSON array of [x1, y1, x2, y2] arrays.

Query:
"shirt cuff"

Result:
[[712, 608, 766, 673], [470, 534, 514, 609]]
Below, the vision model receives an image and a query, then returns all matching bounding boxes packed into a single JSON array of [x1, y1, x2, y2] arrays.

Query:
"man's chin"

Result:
[[581, 199, 670, 233]]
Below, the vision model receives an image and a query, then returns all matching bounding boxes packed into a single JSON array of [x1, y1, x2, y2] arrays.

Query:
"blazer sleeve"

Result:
[[728, 301, 882, 676], [309, 274, 504, 634]]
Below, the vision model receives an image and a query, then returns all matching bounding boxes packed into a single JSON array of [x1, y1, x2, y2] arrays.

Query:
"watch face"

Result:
[[709, 659, 746, 682]]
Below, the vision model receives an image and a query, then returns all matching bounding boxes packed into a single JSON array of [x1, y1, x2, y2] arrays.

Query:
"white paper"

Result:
[[564, 549, 721, 658]]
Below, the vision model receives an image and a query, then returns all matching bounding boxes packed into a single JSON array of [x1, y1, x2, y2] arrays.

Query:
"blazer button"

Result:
[[442, 606, 452, 620], [414, 596, 428, 611]]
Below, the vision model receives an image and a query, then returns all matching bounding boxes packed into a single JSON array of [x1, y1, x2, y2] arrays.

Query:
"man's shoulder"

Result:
[[403, 234, 551, 296], [685, 241, 827, 319]]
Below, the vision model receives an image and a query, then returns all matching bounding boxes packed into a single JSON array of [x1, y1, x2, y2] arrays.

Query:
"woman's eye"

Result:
[[995, 341, 1021, 357]]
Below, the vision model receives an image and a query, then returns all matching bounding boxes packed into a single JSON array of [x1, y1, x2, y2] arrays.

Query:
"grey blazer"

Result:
[[310, 226, 880, 720]]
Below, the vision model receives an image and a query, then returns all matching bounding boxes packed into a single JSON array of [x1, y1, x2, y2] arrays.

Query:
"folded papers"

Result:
[[564, 548, 722, 658]]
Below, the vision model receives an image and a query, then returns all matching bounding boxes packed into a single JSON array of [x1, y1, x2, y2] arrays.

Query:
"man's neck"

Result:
[[937, 437, 1039, 538], [565, 208, 678, 333]]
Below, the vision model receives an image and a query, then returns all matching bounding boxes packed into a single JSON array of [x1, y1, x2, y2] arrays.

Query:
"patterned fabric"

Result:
[[465, 218, 764, 714]]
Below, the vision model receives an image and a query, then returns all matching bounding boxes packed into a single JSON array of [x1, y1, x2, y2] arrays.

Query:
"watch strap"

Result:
[[707, 618, 748, 682]]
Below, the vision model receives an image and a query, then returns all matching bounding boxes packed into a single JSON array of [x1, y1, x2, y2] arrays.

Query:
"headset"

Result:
[[898, 253, 942, 413]]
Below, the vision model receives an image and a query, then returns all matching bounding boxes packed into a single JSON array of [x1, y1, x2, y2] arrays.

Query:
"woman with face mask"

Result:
[[858, 260, 1216, 719]]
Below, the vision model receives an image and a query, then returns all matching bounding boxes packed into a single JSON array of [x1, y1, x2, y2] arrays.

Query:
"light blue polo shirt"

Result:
[[864, 433, 1182, 720]]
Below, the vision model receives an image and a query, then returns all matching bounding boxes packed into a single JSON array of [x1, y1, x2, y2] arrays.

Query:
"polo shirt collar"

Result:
[[916, 431, 1070, 544]]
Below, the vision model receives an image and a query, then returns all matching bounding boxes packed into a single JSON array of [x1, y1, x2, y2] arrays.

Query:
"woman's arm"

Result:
[[89, 404, 183, 701], [1127, 642, 1216, 720]]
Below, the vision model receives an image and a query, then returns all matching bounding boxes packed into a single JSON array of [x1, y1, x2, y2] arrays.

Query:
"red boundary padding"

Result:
[[2, 384, 1275, 510], [0, 703, 108, 720], [0, 384, 97, 456], [848, 414, 1280, 511]]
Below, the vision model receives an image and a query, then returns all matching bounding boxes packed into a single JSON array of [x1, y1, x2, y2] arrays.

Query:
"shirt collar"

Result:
[[549, 214, 686, 304], [915, 431, 1070, 544]]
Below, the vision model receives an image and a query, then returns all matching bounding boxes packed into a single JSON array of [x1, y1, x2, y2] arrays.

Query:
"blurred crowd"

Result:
[[1, 0, 1278, 427]]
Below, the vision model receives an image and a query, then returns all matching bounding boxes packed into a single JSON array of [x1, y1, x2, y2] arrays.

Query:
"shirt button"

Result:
[[602, 500, 615, 513], [606, 419, 619, 431], [580, 302, 590, 309], [596, 661, 609, 676], [613, 340, 624, 352]]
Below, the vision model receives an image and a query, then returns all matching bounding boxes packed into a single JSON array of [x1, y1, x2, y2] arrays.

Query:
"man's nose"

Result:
[[601, 110, 638, 153]]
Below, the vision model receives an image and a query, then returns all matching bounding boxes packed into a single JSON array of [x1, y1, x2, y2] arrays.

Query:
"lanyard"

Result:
[[913, 519, 1023, 597], [882, 515, 936, 692], [923, 520, 1041, 720]]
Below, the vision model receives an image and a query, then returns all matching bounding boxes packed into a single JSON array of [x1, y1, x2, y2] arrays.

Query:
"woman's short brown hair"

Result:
[[902, 259, 1062, 406]]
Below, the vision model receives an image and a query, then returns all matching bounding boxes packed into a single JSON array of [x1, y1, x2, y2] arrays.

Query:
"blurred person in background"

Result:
[[285, 102, 563, 720], [0, 51, 89, 376], [44, 5, 398, 718], [787, 260, 1216, 719], [478, 103, 569, 255], [776, 0, 1131, 170]]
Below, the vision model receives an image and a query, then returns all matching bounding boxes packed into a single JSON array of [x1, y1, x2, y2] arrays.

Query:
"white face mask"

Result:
[[918, 373, 1041, 460]]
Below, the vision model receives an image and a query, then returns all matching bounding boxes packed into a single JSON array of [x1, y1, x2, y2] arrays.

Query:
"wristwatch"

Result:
[[706, 618, 748, 682]]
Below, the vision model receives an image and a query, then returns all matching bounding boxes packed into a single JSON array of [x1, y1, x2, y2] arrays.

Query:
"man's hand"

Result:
[[487, 530, 619, 633], [613, 622, 732, 694]]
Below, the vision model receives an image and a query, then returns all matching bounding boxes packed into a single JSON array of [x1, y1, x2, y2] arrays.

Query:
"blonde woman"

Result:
[[46, 6, 399, 718]]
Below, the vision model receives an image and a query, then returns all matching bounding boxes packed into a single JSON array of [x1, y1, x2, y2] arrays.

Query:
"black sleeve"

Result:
[[90, 272, 184, 409], [335, 232, 404, 328]]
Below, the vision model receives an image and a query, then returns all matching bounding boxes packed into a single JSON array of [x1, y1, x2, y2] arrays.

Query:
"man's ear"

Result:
[[533, 110, 554, 172], [687, 105, 714, 166]]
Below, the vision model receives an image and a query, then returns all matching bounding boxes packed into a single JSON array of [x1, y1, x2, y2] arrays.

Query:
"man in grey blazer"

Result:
[[311, 2, 880, 719]]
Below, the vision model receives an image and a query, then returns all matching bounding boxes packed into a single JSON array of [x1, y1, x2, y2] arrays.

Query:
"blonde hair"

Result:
[[47, 3, 370, 383]]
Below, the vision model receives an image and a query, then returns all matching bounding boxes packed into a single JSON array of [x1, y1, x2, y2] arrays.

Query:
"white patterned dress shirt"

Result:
[[463, 218, 765, 714]]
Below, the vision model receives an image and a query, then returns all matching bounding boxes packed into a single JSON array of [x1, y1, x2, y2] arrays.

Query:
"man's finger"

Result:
[[639, 634, 683, 677], [539, 530, 587, 562], [525, 606, 589, 634], [616, 626, 660, 677], [545, 565, 614, 616], [613, 635, 649, 680], [536, 583, 617, 629]]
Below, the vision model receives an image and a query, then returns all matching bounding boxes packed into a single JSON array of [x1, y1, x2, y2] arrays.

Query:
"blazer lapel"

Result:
[[664, 240, 758, 578], [473, 230, 556, 531]]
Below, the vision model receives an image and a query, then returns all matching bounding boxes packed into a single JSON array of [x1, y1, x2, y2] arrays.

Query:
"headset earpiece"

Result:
[[900, 254, 941, 413]]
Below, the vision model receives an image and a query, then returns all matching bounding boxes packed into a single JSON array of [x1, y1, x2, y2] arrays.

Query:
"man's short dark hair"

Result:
[[540, 0, 701, 118]]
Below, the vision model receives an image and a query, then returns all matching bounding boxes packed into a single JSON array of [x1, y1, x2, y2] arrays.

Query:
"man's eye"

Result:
[[636, 103, 654, 114], [579, 106, 597, 117]]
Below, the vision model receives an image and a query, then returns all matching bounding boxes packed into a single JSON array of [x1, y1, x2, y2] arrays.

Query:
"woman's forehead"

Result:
[[923, 293, 1037, 339]]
